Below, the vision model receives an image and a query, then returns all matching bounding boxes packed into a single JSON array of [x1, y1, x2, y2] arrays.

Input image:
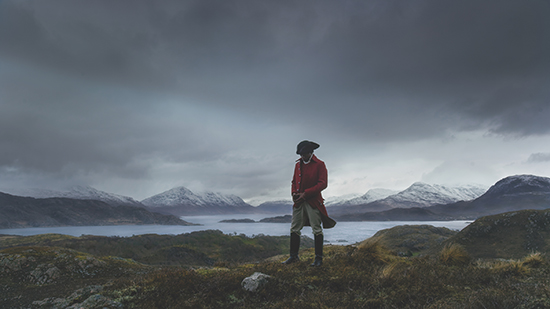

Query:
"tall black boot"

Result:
[[310, 234, 323, 267], [282, 233, 300, 264]]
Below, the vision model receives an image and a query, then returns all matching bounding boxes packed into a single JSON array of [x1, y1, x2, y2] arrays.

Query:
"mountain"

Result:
[[141, 186, 257, 216], [324, 193, 362, 206], [478, 174, 550, 198], [330, 182, 488, 215], [4, 186, 143, 207], [378, 182, 487, 208], [429, 175, 550, 218], [255, 200, 292, 214], [0, 192, 195, 228], [332, 189, 399, 206]]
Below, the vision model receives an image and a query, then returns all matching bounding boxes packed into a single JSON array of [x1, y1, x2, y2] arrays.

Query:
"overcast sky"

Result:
[[1, 0, 550, 204]]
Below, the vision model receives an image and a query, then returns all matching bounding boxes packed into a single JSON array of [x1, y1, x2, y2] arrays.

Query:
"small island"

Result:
[[219, 218, 257, 223], [259, 215, 292, 223]]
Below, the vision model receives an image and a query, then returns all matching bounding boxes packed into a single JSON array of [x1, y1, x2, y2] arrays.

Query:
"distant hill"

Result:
[[429, 175, 550, 218], [141, 186, 258, 216], [0, 192, 195, 228], [3, 186, 144, 208], [440, 209, 550, 259]]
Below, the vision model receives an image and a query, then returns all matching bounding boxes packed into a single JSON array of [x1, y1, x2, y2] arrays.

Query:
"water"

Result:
[[0, 214, 473, 245]]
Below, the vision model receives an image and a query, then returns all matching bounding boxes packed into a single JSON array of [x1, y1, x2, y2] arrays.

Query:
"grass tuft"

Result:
[[439, 243, 471, 266], [521, 252, 546, 268]]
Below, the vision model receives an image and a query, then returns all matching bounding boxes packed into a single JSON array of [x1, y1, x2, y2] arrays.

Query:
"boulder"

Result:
[[241, 272, 271, 292]]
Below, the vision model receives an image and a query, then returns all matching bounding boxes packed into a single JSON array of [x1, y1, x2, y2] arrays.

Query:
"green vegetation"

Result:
[[4, 214, 550, 308], [0, 246, 147, 308], [1, 230, 314, 266], [359, 225, 457, 256], [104, 243, 550, 308], [443, 209, 550, 259]]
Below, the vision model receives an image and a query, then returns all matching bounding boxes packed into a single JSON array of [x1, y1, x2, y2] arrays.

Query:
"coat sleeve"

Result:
[[303, 161, 327, 198], [291, 162, 299, 195]]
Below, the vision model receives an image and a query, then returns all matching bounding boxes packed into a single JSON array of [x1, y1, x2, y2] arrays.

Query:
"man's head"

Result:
[[296, 140, 320, 159]]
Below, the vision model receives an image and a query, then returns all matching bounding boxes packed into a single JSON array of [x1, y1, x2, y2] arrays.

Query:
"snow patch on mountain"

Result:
[[381, 182, 488, 207], [3, 186, 143, 207], [342, 188, 400, 206], [324, 193, 362, 206], [141, 186, 250, 208], [481, 174, 550, 198], [257, 199, 293, 207]]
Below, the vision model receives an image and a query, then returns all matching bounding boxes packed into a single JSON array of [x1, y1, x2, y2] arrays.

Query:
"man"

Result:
[[282, 140, 336, 267]]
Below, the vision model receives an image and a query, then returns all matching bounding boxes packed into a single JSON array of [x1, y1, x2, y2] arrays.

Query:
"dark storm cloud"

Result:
[[2, 0, 549, 136], [1, 0, 549, 198]]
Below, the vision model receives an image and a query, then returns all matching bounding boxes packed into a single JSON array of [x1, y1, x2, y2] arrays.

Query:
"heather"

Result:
[[4, 211, 550, 308]]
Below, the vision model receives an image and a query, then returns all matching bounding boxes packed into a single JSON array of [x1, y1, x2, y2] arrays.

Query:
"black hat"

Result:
[[296, 140, 320, 155]]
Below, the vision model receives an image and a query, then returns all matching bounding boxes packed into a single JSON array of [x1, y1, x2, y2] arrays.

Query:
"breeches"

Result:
[[290, 201, 323, 236]]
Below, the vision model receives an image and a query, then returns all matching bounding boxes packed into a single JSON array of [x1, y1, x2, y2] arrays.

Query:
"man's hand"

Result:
[[292, 193, 305, 204]]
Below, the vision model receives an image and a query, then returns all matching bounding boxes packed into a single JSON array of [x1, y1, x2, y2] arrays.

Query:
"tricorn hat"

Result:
[[296, 140, 320, 155]]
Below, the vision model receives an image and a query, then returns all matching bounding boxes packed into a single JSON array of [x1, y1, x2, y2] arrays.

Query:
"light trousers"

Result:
[[290, 201, 323, 236]]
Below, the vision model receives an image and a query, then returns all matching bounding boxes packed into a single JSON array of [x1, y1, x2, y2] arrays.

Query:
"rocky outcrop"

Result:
[[31, 285, 123, 309]]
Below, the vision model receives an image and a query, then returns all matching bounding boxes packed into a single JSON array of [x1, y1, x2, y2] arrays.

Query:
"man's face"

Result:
[[300, 152, 313, 162]]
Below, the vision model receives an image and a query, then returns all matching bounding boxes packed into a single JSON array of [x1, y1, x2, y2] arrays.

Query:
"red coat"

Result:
[[291, 154, 336, 229]]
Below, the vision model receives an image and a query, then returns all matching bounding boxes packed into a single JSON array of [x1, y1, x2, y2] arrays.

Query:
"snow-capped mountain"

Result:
[[335, 188, 399, 206], [142, 187, 249, 208], [3, 186, 143, 207], [328, 182, 488, 215], [255, 199, 293, 214], [429, 175, 550, 217], [324, 193, 362, 206], [480, 175, 550, 198], [378, 182, 488, 208], [141, 186, 255, 216]]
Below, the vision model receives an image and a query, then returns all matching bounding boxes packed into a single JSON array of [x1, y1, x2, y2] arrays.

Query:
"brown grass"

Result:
[[439, 243, 472, 266]]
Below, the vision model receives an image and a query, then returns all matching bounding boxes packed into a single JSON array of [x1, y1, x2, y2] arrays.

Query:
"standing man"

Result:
[[282, 140, 336, 267]]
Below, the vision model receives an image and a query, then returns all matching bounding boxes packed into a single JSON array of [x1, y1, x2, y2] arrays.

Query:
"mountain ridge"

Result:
[[141, 186, 258, 216], [3, 186, 144, 208], [428, 174, 550, 218], [0, 192, 195, 228], [328, 182, 488, 215]]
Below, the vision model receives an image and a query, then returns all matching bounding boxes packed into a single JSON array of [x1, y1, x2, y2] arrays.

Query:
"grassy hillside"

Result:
[[0, 230, 314, 266], [359, 225, 458, 256], [4, 217, 550, 308], [443, 209, 550, 259], [0, 246, 148, 308], [4, 241, 550, 308]]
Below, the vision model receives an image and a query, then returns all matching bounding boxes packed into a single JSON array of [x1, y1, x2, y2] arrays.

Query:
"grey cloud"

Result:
[[527, 153, 550, 163], [2, 0, 550, 199], [2, 1, 549, 138]]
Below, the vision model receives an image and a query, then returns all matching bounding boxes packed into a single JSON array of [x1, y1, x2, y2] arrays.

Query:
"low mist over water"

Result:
[[0, 214, 471, 245]]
